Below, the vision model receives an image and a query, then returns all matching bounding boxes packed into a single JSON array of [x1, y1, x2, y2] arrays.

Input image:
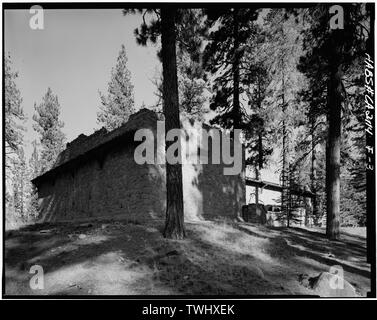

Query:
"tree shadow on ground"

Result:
[[4, 219, 370, 296], [237, 223, 369, 278]]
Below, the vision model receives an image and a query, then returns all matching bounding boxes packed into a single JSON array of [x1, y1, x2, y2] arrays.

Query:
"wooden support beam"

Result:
[[245, 177, 315, 199]]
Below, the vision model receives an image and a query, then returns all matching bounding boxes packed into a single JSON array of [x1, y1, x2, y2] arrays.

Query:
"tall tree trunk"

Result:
[[310, 116, 318, 222], [326, 65, 342, 240], [255, 129, 263, 215], [281, 69, 290, 227], [255, 79, 264, 212], [255, 165, 259, 204], [232, 9, 243, 221], [258, 131, 263, 170], [232, 9, 241, 129], [255, 123, 263, 206], [161, 8, 185, 239]]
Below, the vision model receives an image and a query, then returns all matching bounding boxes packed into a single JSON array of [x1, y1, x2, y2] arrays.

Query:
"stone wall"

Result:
[[35, 110, 245, 223], [38, 145, 166, 222]]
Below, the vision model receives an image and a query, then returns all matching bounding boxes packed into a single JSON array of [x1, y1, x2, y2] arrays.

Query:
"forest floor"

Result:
[[4, 218, 370, 297]]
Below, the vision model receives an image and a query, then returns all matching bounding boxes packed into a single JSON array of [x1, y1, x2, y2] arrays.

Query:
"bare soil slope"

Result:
[[4, 219, 370, 296]]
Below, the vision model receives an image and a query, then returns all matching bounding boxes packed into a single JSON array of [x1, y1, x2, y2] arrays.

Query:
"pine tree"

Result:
[[176, 9, 208, 119], [97, 44, 135, 131], [177, 51, 208, 119], [124, 8, 185, 239], [28, 141, 41, 218], [11, 148, 28, 221], [261, 9, 308, 226], [4, 54, 25, 174], [298, 4, 369, 239], [151, 50, 208, 119], [340, 165, 366, 226], [203, 8, 258, 131], [146, 9, 208, 119], [4, 54, 26, 225], [243, 26, 273, 206], [33, 87, 66, 173], [161, 8, 185, 239]]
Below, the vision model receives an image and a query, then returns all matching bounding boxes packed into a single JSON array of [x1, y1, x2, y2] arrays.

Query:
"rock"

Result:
[[310, 272, 357, 297], [251, 266, 265, 279], [165, 250, 180, 257], [78, 234, 87, 239], [298, 273, 311, 288], [157, 257, 170, 266], [136, 256, 154, 266], [68, 283, 82, 290], [40, 229, 54, 234], [78, 223, 93, 228]]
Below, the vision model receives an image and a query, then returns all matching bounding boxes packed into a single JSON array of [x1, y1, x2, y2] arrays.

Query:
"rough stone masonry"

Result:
[[31, 109, 245, 223]]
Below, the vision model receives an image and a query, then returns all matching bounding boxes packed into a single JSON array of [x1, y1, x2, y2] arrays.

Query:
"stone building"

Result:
[[31, 109, 246, 223]]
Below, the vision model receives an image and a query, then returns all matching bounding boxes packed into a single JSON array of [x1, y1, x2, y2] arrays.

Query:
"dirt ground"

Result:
[[4, 218, 371, 296]]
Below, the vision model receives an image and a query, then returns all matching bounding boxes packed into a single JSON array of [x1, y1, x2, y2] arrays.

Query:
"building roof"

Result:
[[245, 177, 315, 198], [32, 108, 159, 186]]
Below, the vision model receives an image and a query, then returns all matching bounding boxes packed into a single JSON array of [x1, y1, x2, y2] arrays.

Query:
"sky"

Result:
[[4, 8, 161, 156]]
